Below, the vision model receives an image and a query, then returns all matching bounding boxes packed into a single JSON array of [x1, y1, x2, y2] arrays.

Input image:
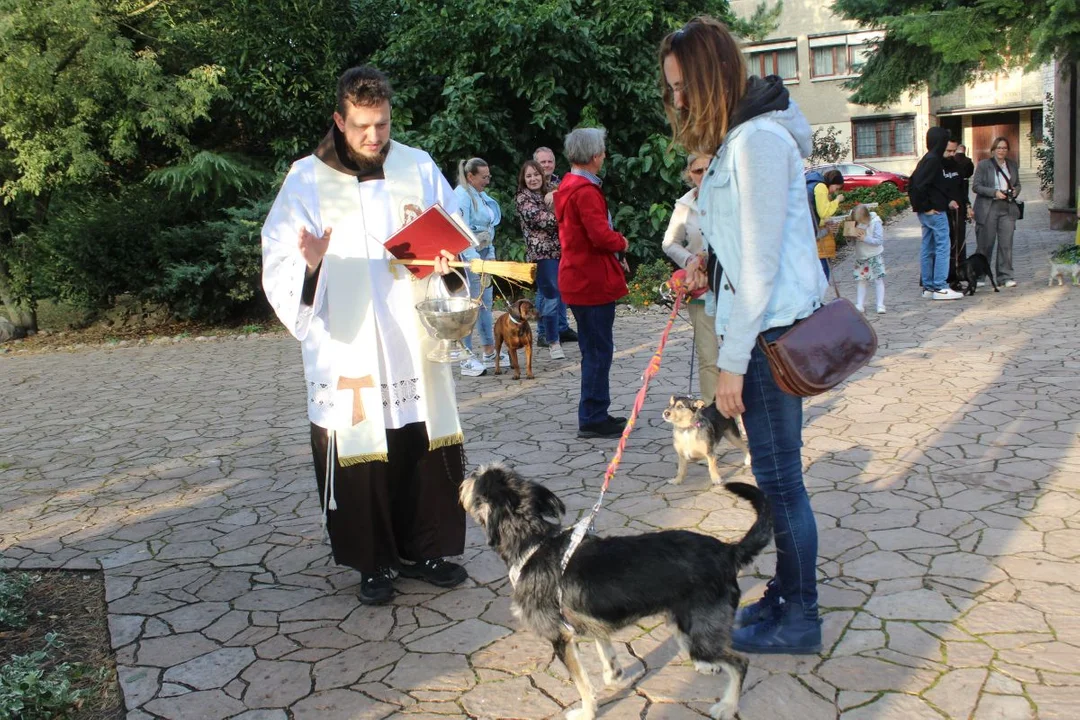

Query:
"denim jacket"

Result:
[[698, 102, 828, 375], [454, 184, 502, 248]]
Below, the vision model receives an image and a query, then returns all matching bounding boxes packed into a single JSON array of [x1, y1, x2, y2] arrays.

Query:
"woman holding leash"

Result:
[[662, 153, 719, 404], [660, 16, 828, 655]]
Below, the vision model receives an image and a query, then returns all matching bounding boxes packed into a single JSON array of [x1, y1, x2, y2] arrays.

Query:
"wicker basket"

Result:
[[817, 232, 836, 259]]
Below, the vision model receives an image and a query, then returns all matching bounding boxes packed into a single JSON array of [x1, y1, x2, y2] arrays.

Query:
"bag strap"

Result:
[[992, 161, 1014, 191]]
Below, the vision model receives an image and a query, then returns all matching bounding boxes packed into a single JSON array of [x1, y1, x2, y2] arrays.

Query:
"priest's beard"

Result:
[[346, 141, 390, 175]]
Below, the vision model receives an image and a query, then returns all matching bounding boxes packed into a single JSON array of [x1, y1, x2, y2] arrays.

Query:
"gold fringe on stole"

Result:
[[338, 452, 389, 467], [429, 432, 465, 451]]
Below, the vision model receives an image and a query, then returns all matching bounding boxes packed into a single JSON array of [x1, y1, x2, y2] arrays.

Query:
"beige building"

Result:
[[731, 0, 1048, 175]]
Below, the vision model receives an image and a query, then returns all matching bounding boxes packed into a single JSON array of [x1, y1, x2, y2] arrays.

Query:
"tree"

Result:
[[0, 0, 224, 331], [808, 125, 851, 165], [833, 0, 1080, 106], [371, 0, 779, 265]]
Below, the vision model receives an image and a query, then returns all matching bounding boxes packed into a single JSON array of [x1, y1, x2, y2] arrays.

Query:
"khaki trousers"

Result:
[[688, 302, 720, 404]]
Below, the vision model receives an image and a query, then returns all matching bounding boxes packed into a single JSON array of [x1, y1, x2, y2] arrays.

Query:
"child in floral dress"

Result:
[[851, 203, 886, 314]]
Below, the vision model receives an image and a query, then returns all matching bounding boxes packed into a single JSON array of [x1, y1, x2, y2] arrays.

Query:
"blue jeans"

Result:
[[535, 290, 569, 339], [918, 211, 950, 291], [535, 259, 562, 342], [741, 324, 818, 617], [461, 245, 494, 350], [569, 303, 615, 427]]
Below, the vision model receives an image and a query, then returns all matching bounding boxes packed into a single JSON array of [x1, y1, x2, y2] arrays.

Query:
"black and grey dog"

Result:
[[460, 463, 772, 720], [662, 395, 751, 484], [953, 252, 998, 295]]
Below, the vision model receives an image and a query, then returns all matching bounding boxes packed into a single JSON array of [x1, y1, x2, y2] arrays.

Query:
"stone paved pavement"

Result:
[[2, 200, 1078, 720]]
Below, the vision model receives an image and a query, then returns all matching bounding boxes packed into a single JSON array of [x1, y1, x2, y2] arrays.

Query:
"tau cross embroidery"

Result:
[[338, 375, 375, 425]]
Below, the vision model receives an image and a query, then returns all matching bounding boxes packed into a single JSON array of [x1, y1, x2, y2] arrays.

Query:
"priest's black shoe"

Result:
[[559, 329, 579, 343], [397, 558, 468, 588], [577, 416, 627, 438], [358, 567, 394, 605]]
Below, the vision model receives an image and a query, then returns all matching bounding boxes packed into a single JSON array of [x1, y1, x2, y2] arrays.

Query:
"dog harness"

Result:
[[507, 544, 539, 587]]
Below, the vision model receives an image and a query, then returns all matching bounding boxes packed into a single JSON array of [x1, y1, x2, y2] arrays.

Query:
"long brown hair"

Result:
[[516, 160, 550, 195], [659, 17, 747, 156]]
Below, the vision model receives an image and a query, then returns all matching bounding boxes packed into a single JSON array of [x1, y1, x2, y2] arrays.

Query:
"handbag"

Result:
[[756, 291, 878, 397], [993, 162, 1024, 220], [714, 256, 878, 397]]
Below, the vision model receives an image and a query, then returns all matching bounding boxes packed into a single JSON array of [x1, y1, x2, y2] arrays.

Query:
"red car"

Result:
[[811, 163, 909, 193]]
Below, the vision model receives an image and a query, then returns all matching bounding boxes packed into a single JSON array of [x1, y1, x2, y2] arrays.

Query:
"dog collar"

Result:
[[508, 544, 540, 587], [508, 313, 523, 325]]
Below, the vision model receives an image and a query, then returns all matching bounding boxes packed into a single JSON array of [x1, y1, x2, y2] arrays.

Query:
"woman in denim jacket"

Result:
[[660, 17, 828, 655], [454, 158, 504, 377]]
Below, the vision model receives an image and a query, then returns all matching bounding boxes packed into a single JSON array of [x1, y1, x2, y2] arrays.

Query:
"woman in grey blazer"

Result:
[[972, 136, 1021, 287]]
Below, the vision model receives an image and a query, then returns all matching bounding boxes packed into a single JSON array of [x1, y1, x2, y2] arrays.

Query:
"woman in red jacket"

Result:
[[554, 127, 629, 438]]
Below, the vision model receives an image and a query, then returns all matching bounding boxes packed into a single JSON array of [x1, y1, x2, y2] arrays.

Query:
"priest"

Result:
[[262, 66, 470, 605]]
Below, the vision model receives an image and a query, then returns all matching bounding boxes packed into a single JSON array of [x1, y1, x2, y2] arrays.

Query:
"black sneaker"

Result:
[[397, 558, 468, 588], [559, 329, 579, 343], [578, 417, 627, 438], [607, 414, 627, 424], [536, 336, 550, 348], [359, 567, 394, 605]]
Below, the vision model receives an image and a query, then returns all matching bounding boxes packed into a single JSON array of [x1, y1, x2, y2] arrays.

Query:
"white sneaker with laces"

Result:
[[482, 350, 510, 368], [855, 304, 865, 313], [876, 306, 886, 314], [922, 290, 934, 299], [1003, 280, 1017, 288], [459, 356, 487, 377], [933, 288, 963, 300], [549, 343, 566, 360]]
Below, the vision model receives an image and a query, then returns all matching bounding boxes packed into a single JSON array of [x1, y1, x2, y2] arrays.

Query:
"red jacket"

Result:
[[553, 172, 628, 306]]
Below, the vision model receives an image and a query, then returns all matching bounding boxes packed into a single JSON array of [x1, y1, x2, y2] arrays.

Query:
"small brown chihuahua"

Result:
[[493, 298, 538, 380]]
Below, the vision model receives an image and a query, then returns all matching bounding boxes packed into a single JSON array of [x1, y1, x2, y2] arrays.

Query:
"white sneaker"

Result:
[[933, 288, 963, 301], [876, 306, 886, 314], [855, 304, 865, 313], [1003, 280, 1017, 288], [549, 343, 566, 360], [459, 356, 487, 377], [482, 350, 510, 368], [922, 290, 934, 299]]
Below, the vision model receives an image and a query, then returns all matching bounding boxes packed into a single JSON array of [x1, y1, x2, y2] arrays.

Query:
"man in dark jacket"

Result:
[[554, 127, 629, 438], [942, 140, 975, 286], [908, 127, 963, 300]]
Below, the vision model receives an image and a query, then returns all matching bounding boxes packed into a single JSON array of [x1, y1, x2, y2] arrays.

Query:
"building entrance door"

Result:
[[971, 112, 1020, 164]]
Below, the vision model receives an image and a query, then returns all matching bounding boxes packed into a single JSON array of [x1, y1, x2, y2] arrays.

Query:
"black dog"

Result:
[[954, 252, 998, 295], [459, 464, 772, 720]]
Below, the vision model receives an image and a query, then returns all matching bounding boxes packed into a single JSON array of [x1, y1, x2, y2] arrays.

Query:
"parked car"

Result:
[[810, 163, 909, 193]]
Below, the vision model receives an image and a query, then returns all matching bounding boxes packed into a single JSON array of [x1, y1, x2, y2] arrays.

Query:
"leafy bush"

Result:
[[624, 257, 675, 307], [1051, 243, 1080, 263], [0, 633, 86, 720], [152, 198, 273, 322], [0, 572, 35, 629]]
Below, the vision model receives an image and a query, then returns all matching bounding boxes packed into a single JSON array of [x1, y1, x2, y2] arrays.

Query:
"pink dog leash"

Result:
[[560, 276, 688, 571]]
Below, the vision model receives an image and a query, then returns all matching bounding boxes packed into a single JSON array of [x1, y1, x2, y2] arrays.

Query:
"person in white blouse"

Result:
[[662, 154, 719, 403], [972, 136, 1021, 288]]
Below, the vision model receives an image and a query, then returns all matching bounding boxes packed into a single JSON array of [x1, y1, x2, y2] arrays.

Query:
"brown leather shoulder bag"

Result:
[[756, 292, 878, 396], [723, 267, 878, 397], [708, 249, 876, 397]]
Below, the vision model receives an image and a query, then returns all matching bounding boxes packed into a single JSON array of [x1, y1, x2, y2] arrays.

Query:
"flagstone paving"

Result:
[[2, 200, 1078, 719]]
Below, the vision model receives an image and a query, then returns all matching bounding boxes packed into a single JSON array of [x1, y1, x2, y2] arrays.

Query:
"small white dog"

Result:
[[1048, 259, 1080, 286]]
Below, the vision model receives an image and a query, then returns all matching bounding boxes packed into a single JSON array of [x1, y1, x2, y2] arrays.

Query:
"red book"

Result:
[[384, 204, 474, 278]]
